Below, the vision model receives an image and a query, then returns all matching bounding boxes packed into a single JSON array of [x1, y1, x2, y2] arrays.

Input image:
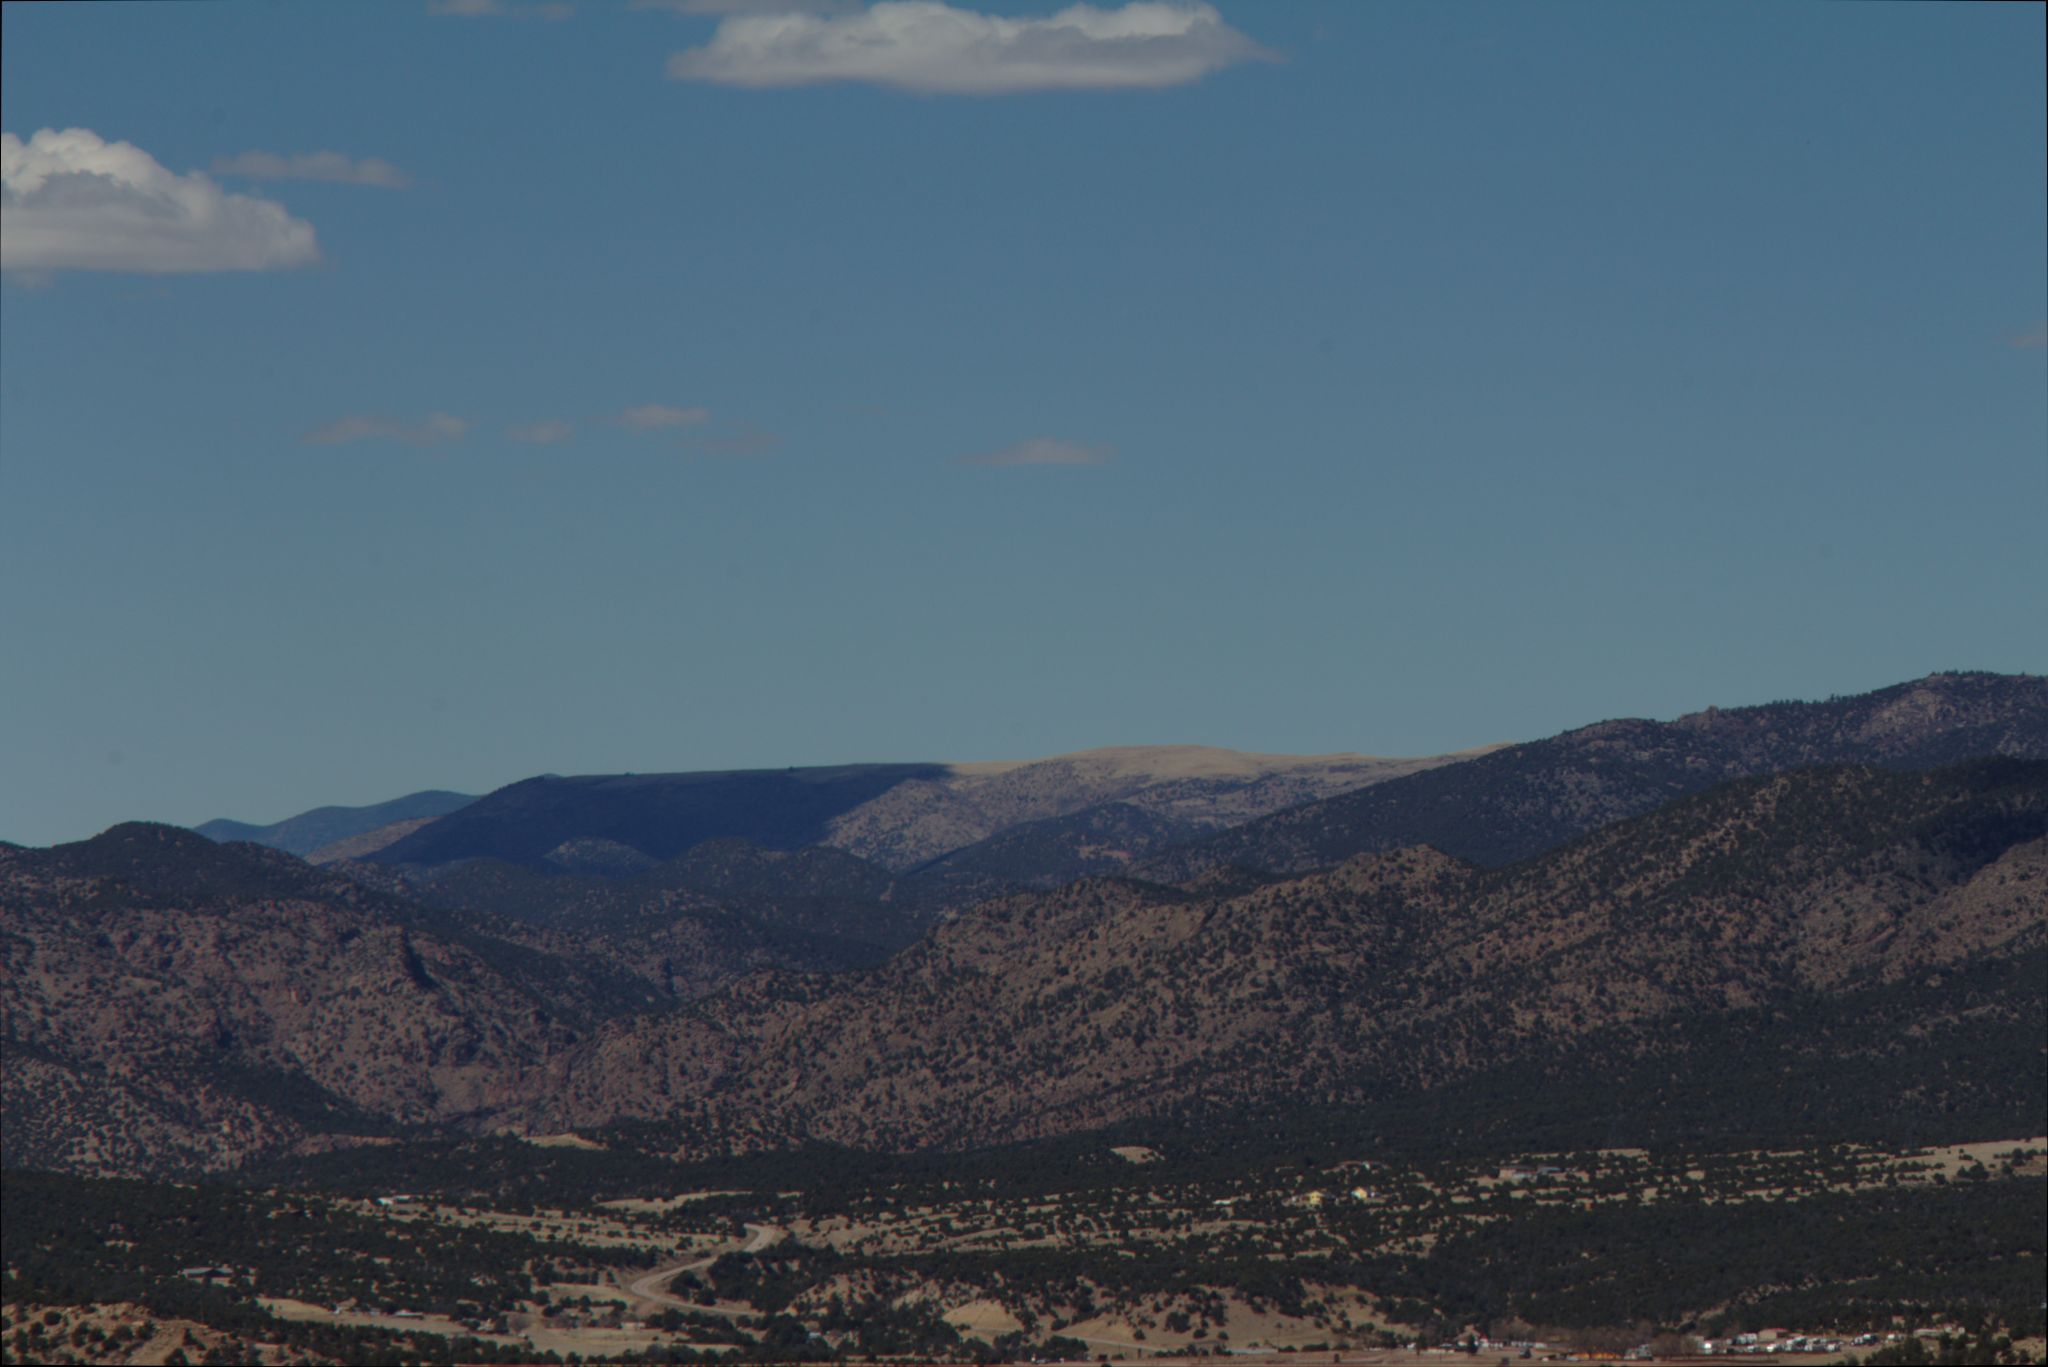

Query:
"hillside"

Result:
[[1140, 671, 2048, 880], [518, 758, 2048, 1154], [305, 814, 446, 864], [194, 790, 474, 856], [364, 837, 927, 988], [0, 825, 650, 1176], [891, 801, 1208, 910]]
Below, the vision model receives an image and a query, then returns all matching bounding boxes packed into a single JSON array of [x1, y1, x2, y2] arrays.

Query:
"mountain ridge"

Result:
[[1138, 671, 2048, 881], [194, 790, 475, 857], [360, 746, 1487, 876]]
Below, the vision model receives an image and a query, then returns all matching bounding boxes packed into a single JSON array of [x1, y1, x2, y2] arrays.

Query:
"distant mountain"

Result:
[[1140, 672, 2048, 881], [818, 744, 1492, 872], [368, 765, 950, 870], [195, 790, 474, 857], [518, 756, 2048, 1155], [366, 747, 1484, 877]]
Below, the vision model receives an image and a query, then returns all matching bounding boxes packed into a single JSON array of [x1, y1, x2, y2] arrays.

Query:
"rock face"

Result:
[[519, 758, 2048, 1154]]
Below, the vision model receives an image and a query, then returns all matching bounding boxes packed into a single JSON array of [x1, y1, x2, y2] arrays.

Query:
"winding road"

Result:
[[622, 1221, 783, 1317]]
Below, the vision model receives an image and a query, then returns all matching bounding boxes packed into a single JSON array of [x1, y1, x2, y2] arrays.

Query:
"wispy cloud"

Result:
[[211, 150, 410, 189], [666, 1, 1275, 94], [506, 419, 575, 444], [2009, 323, 2047, 350], [682, 420, 781, 456], [2, 128, 320, 275], [303, 413, 471, 446], [305, 405, 775, 451], [636, 0, 852, 13], [957, 437, 1111, 468], [428, 0, 574, 19], [615, 403, 712, 432]]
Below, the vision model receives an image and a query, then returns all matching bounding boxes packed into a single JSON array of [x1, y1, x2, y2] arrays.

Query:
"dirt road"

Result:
[[622, 1222, 783, 1317]]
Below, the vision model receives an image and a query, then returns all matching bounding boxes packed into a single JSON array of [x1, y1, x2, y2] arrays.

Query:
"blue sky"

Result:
[[3, 0, 2043, 844]]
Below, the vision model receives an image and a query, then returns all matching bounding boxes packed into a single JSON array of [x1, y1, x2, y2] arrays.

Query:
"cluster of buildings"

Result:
[[1696, 1329, 1928, 1355], [1497, 1163, 1574, 1183], [1284, 1186, 1379, 1210]]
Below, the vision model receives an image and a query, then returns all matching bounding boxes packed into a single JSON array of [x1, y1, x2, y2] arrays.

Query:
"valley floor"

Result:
[[5, 1132, 2042, 1366]]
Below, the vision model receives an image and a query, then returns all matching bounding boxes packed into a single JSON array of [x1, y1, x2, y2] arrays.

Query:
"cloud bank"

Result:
[[958, 437, 1111, 467], [303, 413, 471, 446], [2, 128, 320, 275], [212, 150, 410, 189], [666, 1, 1274, 94]]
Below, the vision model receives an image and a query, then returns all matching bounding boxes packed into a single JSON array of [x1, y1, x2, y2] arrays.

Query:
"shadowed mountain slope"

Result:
[[194, 790, 474, 857], [356, 836, 925, 992], [1139, 672, 2048, 881], [369, 765, 951, 870]]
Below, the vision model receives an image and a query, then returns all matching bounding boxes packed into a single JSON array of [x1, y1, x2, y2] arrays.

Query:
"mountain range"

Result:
[[4, 670, 2043, 1180], [514, 755, 2048, 1154]]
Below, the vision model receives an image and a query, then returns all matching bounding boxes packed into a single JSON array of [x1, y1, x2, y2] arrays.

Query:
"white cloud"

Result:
[[303, 413, 471, 446], [507, 419, 575, 444], [958, 437, 1111, 467], [666, 1, 1274, 94], [211, 150, 410, 189], [616, 403, 712, 431], [1, 128, 321, 275], [429, 0, 575, 18]]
